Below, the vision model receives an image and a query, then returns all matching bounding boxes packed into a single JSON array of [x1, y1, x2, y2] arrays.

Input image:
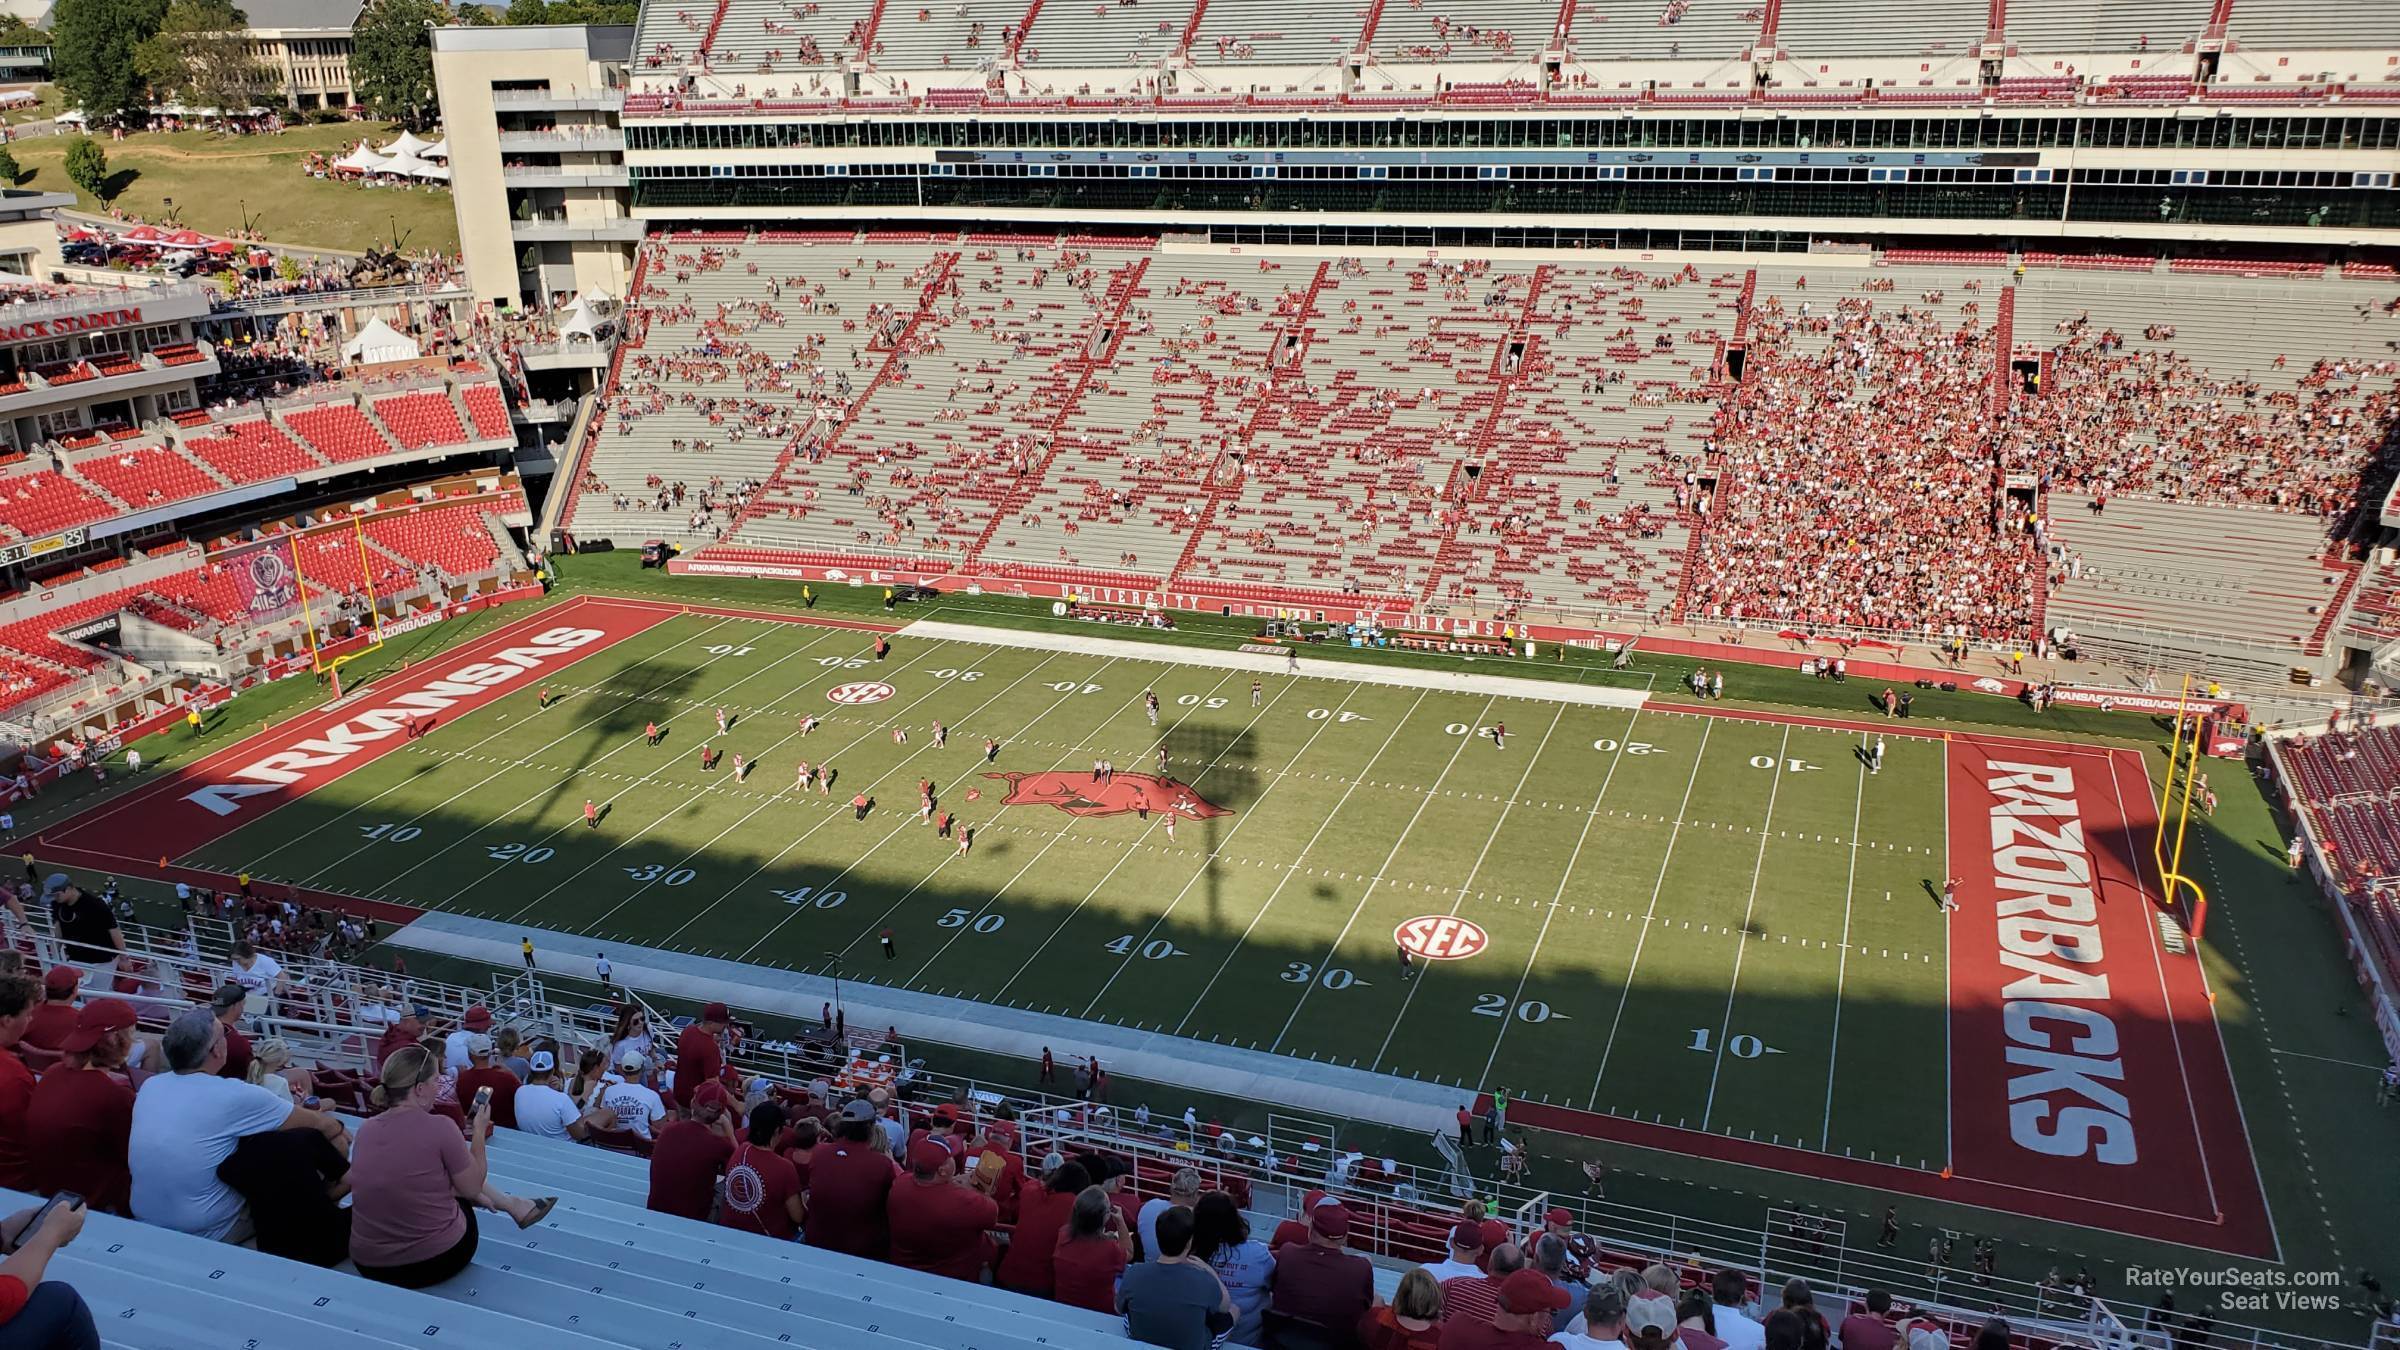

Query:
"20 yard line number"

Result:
[[1475, 993, 1563, 1023]]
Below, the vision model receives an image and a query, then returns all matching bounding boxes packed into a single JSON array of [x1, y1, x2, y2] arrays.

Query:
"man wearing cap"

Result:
[[1424, 1220, 1487, 1283], [514, 1049, 607, 1141], [805, 1097, 900, 1259], [23, 998, 137, 1213], [888, 1133, 999, 1281], [209, 981, 253, 1082], [443, 1005, 494, 1074], [45, 875, 121, 981], [1438, 1267, 1572, 1350], [1442, 1242, 1528, 1328], [375, 1006, 433, 1073], [455, 1034, 521, 1132], [648, 1081, 739, 1220], [1540, 1208, 1594, 1285], [599, 1050, 668, 1139], [674, 1002, 731, 1111], [20, 967, 81, 1054], [1266, 1201, 1373, 1349]]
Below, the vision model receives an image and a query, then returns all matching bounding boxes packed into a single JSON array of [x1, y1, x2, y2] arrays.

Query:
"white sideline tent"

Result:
[[559, 291, 616, 342], [377, 148, 439, 180], [377, 129, 434, 159], [342, 317, 420, 365], [334, 144, 389, 174], [419, 137, 449, 161]]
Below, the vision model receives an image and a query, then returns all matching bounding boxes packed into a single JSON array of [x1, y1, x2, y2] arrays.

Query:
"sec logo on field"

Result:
[[1395, 916, 1488, 961], [827, 681, 896, 705]]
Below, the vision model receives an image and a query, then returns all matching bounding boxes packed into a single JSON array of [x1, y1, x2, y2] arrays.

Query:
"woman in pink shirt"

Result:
[[347, 1046, 555, 1288]]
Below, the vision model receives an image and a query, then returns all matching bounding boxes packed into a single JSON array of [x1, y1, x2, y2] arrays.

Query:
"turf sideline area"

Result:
[[388, 908, 1461, 1135], [902, 620, 1651, 708]]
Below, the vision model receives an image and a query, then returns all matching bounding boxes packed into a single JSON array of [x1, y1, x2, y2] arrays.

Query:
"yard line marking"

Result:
[[235, 615, 747, 875], [1267, 694, 1493, 1054], [492, 638, 969, 928], [1819, 751, 1867, 1150], [718, 652, 1143, 963], [1585, 718, 1713, 1110], [1462, 707, 1641, 1089], [818, 659, 1164, 968], [581, 645, 1068, 940], [1699, 725, 1790, 1130], [1079, 678, 1346, 1018], [1170, 689, 1428, 1037], [868, 658, 1195, 965], [988, 669, 1251, 998], [1368, 702, 1569, 1072], [369, 627, 910, 901]]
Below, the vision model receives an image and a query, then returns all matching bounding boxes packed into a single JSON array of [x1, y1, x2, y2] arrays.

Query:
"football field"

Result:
[[41, 594, 2273, 1255]]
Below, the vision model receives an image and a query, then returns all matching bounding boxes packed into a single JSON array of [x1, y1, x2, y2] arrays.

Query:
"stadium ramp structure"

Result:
[[900, 619, 1651, 709]]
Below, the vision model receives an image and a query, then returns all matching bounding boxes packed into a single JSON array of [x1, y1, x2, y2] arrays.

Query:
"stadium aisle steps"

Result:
[[477, 1128, 1127, 1346], [0, 1188, 607, 1349]]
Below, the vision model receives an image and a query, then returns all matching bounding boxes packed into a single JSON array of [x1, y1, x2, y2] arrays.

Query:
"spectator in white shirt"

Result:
[[223, 940, 283, 1004], [598, 1050, 666, 1140], [129, 1008, 347, 1242], [1422, 1220, 1487, 1282], [512, 1050, 611, 1141], [1138, 1167, 1201, 1262], [443, 1005, 494, 1074], [1709, 1269, 1767, 1350]]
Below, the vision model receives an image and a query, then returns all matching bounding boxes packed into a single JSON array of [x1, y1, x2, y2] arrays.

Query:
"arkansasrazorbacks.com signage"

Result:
[[0, 307, 144, 344]]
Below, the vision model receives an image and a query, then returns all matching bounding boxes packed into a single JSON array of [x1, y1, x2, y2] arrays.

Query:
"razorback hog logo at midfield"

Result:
[[981, 771, 1231, 821]]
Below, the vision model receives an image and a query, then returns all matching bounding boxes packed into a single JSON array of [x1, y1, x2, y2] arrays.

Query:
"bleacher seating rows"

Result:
[[68, 444, 223, 513], [284, 401, 400, 465], [2282, 724, 2400, 1002], [579, 236, 2400, 655], [0, 468, 116, 539], [361, 500, 505, 579], [178, 418, 322, 483], [371, 390, 470, 452]]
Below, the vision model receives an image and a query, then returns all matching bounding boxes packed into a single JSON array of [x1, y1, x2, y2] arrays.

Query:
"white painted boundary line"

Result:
[[900, 620, 1648, 709]]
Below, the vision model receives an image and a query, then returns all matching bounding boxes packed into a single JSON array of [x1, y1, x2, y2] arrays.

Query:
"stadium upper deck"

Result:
[[629, 0, 2400, 111]]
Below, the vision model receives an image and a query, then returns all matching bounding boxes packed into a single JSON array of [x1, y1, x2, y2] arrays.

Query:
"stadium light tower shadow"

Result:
[[1179, 723, 1260, 932]]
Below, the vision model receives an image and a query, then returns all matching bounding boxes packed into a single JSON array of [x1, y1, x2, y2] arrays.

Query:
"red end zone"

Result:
[[41, 595, 672, 866], [1945, 738, 2274, 1257]]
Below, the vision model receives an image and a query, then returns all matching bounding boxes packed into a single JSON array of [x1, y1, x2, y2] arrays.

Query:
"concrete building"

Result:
[[245, 0, 364, 111], [430, 23, 632, 313]]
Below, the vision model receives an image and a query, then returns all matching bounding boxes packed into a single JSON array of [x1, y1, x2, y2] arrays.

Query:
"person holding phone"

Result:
[[0, 1194, 98, 1348], [347, 1046, 555, 1288], [1052, 1185, 1135, 1315]]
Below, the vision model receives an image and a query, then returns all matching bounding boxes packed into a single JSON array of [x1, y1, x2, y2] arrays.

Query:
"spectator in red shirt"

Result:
[[804, 1098, 898, 1258], [1441, 1269, 1575, 1350], [1268, 1189, 1328, 1251], [647, 1082, 738, 1220], [967, 1116, 1027, 1223], [1442, 1242, 1525, 1328], [719, 1101, 804, 1241], [1051, 1183, 1133, 1314], [0, 1195, 97, 1347], [1266, 1202, 1373, 1350], [888, 1134, 999, 1282], [23, 998, 137, 1215], [1838, 1290, 1899, 1350], [996, 1156, 1086, 1297], [673, 1002, 730, 1111], [454, 1037, 522, 1132], [375, 1006, 431, 1072], [0, 972, 38, 1191], [210, 983, 252, 1082], [18, 968, 79, 1055]]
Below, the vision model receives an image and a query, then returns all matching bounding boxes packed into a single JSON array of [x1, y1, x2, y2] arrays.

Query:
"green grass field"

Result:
[[179, 608, 1958, 1160], [33, 565, 2400, 1341]]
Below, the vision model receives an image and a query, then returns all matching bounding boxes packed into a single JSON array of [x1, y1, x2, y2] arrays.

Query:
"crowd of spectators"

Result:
[[1686, 287, 2044, 642]]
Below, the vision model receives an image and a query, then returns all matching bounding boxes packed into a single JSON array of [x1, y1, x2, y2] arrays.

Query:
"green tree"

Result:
[[0, 16, 49, 45], [51, 0, 166, 124], [135, 0, 274, 116], [62, 135, 107, 197], [0, 146, 20, 186], [503, 0, 636, 22], [350, 0, 442, 128]]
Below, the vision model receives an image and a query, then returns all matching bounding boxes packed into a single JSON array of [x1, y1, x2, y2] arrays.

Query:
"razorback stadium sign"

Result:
[[181, 623, 612, 817], [0, 306, 142, 344]]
